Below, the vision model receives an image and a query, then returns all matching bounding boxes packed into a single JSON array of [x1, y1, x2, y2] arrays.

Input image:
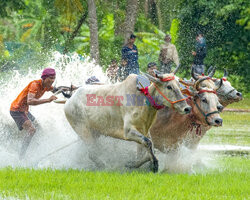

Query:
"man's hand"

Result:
[[48, 95, 58, 102], [71, 85, 78, 90]]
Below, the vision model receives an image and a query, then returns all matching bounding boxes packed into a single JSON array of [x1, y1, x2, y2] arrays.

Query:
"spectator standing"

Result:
[[121, 34, 140, 75], [159, 34, 180, 73], [191, 32, 207, 74]]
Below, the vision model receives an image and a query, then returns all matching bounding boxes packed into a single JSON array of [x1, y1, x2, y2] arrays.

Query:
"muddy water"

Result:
[[0, 52, 248, 173]]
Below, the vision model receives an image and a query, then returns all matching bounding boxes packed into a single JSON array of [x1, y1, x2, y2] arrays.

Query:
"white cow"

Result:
[[64, 72, 191, 172]]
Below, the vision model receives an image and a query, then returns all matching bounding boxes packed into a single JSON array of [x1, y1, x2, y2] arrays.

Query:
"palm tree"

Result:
[[123, 0, 138, 44], [88, 0, 100, 64]]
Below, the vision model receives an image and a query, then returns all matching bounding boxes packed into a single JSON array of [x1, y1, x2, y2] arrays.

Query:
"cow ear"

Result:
[[143, 73, 162, 84]]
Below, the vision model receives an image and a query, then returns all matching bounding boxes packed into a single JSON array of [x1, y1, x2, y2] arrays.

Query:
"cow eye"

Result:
[[201, 98, 207, 103], [167, 85, 172, 90]]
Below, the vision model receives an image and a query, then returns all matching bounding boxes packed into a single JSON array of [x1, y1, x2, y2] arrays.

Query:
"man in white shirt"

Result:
[[158, 34, 180, 73]]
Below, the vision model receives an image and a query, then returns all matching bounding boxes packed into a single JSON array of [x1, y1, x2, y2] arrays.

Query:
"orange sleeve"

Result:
[[29, 82, 39, 94]]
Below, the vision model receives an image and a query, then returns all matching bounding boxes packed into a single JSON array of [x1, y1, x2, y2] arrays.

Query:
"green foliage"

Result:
[[0, 0, 25, 17], [0, 0, 249, 95], [135, 13, 166, 72], [170, 19, 179, 44], [177, 0, 250, 92]]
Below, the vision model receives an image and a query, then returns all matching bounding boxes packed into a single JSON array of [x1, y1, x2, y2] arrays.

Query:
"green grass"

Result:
[[0, 156, 249, 200], [201, 112, 250, 146], [227, 96, 250, 110], [0, 92, 249, 200]]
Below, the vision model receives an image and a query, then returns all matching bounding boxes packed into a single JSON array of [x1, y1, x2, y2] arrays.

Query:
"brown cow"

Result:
[[149, 69, 224, 152], [135, 68, 224, 167], [182, 70, 243, 150]]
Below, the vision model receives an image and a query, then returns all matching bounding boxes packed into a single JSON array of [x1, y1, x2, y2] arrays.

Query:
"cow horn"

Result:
[[207, 66, 213, 75], [215, 78, 223, 90], [173, 64, 181, 74], [223, 69, 228, 78], [191, 67, 199, 80], [195, 77, 209, 91], [143, 73, 161, 84], [208, 66, 216, 78], [153, 69, 164, 79]]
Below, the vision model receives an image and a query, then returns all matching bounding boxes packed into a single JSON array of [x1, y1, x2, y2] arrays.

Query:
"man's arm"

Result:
[[52, 85, 78, 94], [27, 93, 57, 105]]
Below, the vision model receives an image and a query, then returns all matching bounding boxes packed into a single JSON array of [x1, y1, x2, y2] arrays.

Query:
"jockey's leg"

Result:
[[20, 120, 36, 159]]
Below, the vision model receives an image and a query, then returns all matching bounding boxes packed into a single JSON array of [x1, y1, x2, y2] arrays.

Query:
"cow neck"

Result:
[[152, 107, 194, 148], [186, 97, 203, 124], [139, 84, 159, 125], [139, 83, 164, 110]]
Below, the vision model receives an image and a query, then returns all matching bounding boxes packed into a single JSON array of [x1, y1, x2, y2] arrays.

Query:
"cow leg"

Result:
[[124, 125, 158, 173], [87, 129, 105, 169], [137, 143, 147, 160], [76, 125, 105, 169], [88, 142, 105, 169], [126, 144, 151, 169]]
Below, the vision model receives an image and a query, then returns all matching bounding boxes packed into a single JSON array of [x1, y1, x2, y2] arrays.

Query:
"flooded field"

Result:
[[0, 53, 249, 174]]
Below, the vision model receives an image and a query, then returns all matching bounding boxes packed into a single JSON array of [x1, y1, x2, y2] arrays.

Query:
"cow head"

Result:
[[145, 66, 192, 115], [213, 70, 243, 106], [190, 68, 223, 126]]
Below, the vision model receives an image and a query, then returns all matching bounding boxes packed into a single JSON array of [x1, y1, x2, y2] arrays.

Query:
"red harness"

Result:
[[139, 87, 164, 110], [155, 76, 187, 108], [139, 76, 187, 110], [198, 89, 217, 95]]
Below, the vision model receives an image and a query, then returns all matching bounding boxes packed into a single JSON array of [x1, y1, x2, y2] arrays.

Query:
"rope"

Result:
[[35, 139, 80, 165]]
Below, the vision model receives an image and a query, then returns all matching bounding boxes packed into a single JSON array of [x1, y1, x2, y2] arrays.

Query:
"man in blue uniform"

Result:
[[191, 32, 207, 74], [121, 34, 140, 75]]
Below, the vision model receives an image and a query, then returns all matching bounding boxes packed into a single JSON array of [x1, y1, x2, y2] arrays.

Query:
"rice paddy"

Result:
[[0, 98, 249, 200]]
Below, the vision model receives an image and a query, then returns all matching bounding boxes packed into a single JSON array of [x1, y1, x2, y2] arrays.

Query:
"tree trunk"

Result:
[[155, 0, 163, 30], [123, 0, 138, 44], [88, 0, 100, 64], [114, 1, 123, 36], [63, 11, 88, 54], [144, 0, 149, 18]]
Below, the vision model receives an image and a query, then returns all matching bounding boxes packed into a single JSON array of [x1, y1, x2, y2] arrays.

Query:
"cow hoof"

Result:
[[151, 160, 158, 173]]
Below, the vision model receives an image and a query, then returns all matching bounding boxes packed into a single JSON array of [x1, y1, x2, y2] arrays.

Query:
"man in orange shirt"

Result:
[[10, 68, 72, 159]]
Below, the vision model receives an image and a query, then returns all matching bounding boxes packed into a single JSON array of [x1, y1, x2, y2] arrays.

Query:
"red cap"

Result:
[[41, 68, 56, 80]]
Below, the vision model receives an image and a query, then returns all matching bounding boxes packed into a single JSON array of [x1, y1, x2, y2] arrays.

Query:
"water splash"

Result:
[[0, 52, 217, 173]]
